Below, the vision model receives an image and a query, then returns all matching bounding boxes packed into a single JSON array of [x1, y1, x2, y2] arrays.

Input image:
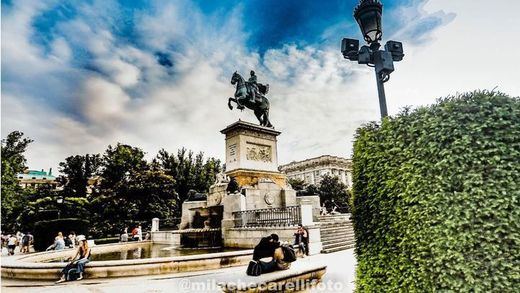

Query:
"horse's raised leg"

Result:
[[228, 98, 235, 110]]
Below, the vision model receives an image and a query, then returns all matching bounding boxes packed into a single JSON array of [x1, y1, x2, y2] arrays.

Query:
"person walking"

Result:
[[56, 235, 91, 283], [137, 225, 143, 241], [16, 231, 24, 253], [7, 234, 18, 255], [21, 232, 33, 253], [131, 226, 139, 241]]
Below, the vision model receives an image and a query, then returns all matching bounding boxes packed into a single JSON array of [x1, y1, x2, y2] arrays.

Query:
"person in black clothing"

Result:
[[294, 225, 309, 256], [253, 234, 279, 261]]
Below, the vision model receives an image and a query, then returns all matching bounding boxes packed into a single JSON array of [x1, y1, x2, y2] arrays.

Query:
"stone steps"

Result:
[[318, 218, 350, 223], [320, 223, 353, 228], [318, 214, 355, 254], [322, 239, 356, 251], [322, 236, 355, 246], [320, 226, 353, 234], [321, 232, 355, 241], [317, 214, 351, 221], [321, 242, 356, 253]]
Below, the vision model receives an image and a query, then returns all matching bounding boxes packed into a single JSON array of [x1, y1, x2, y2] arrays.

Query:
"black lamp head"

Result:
[[354, 0, 383, 44]]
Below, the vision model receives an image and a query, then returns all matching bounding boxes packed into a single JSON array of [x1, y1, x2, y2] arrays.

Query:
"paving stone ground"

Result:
[[1, 248, 356, 293]]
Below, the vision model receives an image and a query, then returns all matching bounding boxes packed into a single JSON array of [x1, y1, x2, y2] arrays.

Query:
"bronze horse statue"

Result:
[[228, 71, 273, 128]]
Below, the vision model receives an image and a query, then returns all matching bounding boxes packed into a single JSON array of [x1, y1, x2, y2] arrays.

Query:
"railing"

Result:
[[233, 206, 301, 228]]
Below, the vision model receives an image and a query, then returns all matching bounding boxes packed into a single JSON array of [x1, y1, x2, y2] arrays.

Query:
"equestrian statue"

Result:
[[228, 70, 273, 128]]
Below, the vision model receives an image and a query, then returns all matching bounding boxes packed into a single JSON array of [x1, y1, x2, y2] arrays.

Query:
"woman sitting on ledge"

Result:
[[56, 235, 91, 283]]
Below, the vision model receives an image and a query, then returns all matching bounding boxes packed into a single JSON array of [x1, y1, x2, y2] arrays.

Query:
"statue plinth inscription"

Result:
[[221, 120, 285, 186]]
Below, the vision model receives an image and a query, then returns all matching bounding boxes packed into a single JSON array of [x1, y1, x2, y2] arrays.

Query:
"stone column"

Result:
[[222, 192, 246, 247], [300, 201, 322, 255], [300, 202, 314, 226], [151, 218, 160, 232], [306, 225, 323, 255]]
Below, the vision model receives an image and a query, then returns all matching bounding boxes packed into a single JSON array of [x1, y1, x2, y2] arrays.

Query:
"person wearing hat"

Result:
[[56, 235, 91, 283]]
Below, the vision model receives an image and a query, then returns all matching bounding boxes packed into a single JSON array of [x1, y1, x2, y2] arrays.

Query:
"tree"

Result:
[[157, 148, 222, 214], [1, 131, 33, 232], [90, 167, 177, 236], [18, 185, 90, 232], [98, 143, 148, 190], [305, 184, 319, 195], [89, 143, 150, 236], [288, 178, 305, 191], [58, 154, 102, 198], [318, 174, 351, 211]]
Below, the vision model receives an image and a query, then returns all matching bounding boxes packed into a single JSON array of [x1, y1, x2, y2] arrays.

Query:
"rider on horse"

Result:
[[228, 71, 273, 128], [247, 70, 262, 103]]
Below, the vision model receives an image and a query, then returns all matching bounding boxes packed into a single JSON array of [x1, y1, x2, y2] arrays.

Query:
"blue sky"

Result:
[[2, 0, 519, 173]]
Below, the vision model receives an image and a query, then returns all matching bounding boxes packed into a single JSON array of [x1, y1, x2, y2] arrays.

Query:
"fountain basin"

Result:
[[1, 241, 252, 280]]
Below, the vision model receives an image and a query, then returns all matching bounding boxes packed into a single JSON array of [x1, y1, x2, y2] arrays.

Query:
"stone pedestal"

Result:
[[221, 120, 286, 187], [151, 218, 160, 232]]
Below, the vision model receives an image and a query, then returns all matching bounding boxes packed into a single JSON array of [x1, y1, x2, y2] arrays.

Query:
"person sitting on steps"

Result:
[[294, 224, 309, 257]]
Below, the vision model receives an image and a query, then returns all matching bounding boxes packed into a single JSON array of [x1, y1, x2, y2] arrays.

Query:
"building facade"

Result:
[[17, 169, 57, 189], [279, 155, 352, 187]]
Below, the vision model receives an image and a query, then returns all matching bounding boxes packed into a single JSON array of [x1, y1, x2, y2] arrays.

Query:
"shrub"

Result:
[[352, 91, 520, 292], [33, 218, 89, 251]]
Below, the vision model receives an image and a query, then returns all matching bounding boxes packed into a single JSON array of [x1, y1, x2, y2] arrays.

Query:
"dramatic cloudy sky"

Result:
[[2, 0, 520, 173]]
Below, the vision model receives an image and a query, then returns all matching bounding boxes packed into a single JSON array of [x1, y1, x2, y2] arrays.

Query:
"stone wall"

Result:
[[2, 244, 253, 280], [224, 225, 322, 255]]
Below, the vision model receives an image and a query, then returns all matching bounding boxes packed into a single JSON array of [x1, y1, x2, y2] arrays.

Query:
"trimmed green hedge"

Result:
[[33, 218, 89, 251], [352, 91, 520, 292]]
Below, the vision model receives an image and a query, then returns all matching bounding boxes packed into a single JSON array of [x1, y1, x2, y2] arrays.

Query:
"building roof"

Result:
[[17, 169, 56, 181], [279, 155, 352, 173]]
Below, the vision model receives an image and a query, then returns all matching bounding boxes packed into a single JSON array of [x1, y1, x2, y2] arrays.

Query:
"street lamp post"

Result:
[[56, 196, 64, 219], [341, 0, 404, 119]]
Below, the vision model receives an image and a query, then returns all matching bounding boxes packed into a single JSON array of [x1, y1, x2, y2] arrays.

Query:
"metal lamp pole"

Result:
[[341, 0, 404, 119], [56, 196, 64, 219]]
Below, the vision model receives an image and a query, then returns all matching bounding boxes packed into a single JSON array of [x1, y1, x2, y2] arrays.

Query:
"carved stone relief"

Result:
[[246, 143, 272, 162]]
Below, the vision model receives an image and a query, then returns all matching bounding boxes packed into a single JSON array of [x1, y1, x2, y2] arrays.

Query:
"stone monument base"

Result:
[[226, 168, 287, 188]]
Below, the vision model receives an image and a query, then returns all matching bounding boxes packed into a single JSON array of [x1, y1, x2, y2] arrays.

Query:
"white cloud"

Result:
[[2, 0, 520, 176]]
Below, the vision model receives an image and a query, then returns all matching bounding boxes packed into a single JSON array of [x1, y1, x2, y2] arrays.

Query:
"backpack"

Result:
[[66, 267, 80, 281], [281, 244, 297, 263], [246, 260, 262, 276], [62, 263, 80, 281], [22, 235, 30, 245]]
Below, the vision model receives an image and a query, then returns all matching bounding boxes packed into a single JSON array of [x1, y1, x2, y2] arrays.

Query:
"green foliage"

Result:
[[305, 184, 319, 195], [99, 143, 148, 189], [352, 91, 520, 292], [33, 218, 89, 251], [1, 131, 33, 232], [89, 144, 178, 236], [18, 185, 90, 232], [58, 154, 101, 198], [1, 133, 220, 238], [90, 166, 178, 236], [157, 148, 222, 214], [318, 174, 351, 211], [288, 178, 305, 191]]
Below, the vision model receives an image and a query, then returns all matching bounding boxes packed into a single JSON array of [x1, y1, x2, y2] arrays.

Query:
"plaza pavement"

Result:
[[1, 248, 357, 293]]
